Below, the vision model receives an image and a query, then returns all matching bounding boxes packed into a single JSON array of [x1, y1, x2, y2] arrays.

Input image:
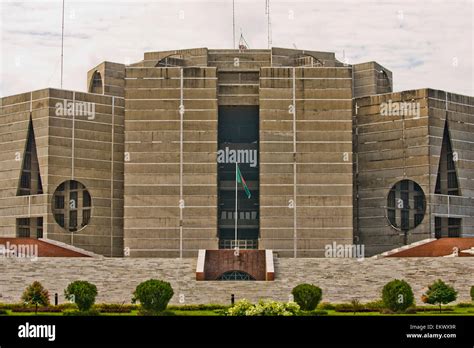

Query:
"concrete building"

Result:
[[0, 47, 472, 260], [354, 89, 474, 255]]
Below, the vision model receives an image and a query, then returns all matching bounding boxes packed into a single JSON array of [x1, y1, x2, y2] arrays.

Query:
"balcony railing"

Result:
[[220, 210, 258, 220], [219, 239, 258, 250]]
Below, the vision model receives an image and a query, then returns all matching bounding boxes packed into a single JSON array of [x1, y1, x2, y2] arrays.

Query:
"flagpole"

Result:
[[235, 162, 238, 250], [232, 0, 235, 49]]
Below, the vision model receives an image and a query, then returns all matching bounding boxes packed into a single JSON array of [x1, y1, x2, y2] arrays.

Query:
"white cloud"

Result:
[[0, 0, 472, 96]]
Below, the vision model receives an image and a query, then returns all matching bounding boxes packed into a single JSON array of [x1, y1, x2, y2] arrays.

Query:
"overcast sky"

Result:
[[0, 0, 473, 97]]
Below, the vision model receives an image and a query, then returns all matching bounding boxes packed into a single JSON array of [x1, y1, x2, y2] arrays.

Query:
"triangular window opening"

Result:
[[435, 120, 460, 196], [17, 116, 43, 196]]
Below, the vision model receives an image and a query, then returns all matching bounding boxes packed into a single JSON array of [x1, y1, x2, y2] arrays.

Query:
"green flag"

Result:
[[236, 164, 251, 199]]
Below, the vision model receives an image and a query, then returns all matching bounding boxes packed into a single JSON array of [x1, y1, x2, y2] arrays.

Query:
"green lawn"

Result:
[[2, 304, 473, 316], [1, 309, 222, 316], [325, 307, 474, 316]]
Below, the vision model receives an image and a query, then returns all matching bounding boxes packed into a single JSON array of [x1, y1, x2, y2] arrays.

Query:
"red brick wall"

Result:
[[0, 238, 89, 257], [204, 250, 266, 280], [387, 238, 474, 257]]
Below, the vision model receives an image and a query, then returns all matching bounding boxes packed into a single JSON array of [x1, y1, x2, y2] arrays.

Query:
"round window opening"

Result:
[[52, 180, 91, 232], [387, 180, 426, 231]]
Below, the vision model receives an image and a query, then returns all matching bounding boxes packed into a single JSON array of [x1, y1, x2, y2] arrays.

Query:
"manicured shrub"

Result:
[[0, 309, 7, 315], [318, 302, 335, 310], [21, 281, 50, 314], [0, 303, 17, 310], [291, 284, 322, 311], [456, 302, 474, 308], [364, 300, 385, 310], [0, 302, 78, 311], [226, 299, 253, 316], [423, 279, 457, 313], [333, 303, 379, 313], [470, 286, 474, 302], [248, 300, 300, 316], [167, 304, 229, 311], [12, 307, 62, 313], [299, 309, 328, 316], [415, 306, 453, 312], [381, 279, 414, 312], [132, 279, 174, 314], [93, 303, 132, 313], [226, 299, 300, 316], [64, 280, 98, 312], [55, 303, 78, 310]]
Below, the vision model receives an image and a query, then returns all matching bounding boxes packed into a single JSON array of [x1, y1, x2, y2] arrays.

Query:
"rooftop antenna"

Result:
[[232, 0, 235, 49], [342, 49, 348, 66], [265, 0, 272, 49], [238, 30, 249, 51], [60, 0, 65, 88]]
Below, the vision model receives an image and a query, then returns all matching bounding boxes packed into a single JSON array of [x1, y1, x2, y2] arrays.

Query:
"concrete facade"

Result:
[[354, 89, 474, 255], [0, 47, 472, 258], [0, 89, 124, 256]]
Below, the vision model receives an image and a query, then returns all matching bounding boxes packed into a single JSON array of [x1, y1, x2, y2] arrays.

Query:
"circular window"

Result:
[[52, 180, 91, 232], [387, 180, 426, 231]]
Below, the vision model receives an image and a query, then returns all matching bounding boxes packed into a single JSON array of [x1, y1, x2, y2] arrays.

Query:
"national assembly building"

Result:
[[1, 47, 473, 268]]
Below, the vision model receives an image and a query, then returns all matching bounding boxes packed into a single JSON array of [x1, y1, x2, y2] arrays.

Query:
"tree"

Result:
[[423, 279, 457, 313], [132, 279, 174, 314], [291, 284, 322, 311], [21, 281, 50, 314], [64, 280, 98, 312], [382, 279, 414, 312]]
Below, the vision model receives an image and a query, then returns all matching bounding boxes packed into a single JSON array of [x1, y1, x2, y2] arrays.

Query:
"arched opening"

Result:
[[378, 69, 392, 93], [291, 53, 324, 67], [89, 71, 103, 94], [155, 54, 186, 67], [216, 270, 255, 281]]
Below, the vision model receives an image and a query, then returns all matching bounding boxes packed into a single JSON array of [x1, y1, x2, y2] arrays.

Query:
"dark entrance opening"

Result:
[[218, 106, 259, 249]]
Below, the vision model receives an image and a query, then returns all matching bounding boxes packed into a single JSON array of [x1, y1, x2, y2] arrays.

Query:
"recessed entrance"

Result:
[[218, 106, 259, 249]]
